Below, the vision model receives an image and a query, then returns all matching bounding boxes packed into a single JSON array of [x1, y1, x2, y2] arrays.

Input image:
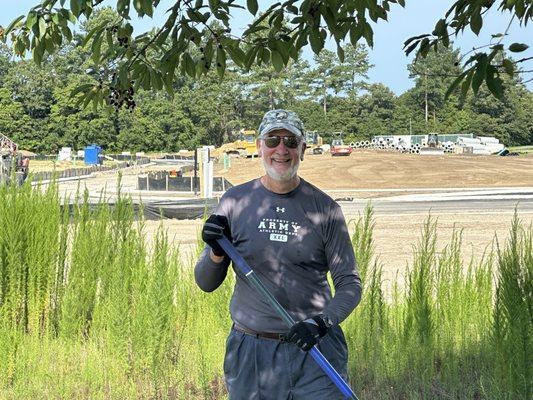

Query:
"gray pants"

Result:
[[223, 325, 349, 400]]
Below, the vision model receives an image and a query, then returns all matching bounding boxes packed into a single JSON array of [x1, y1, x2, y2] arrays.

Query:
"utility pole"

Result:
[[424, 69, 428, 130]]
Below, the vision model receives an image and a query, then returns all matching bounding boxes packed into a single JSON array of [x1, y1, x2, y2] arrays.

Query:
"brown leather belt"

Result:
[[233, 324, 288, 342]]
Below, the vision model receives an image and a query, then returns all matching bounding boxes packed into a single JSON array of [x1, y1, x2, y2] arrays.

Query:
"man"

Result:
[[195, 109, 362, 399]]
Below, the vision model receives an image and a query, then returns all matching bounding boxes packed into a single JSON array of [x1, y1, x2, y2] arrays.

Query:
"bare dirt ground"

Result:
[[213, 150, 533, 196], [54, 150, 533, 287], [29, 159, 116, 172]]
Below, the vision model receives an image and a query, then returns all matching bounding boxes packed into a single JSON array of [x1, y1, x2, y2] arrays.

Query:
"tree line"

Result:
[[0, 8, 531, 154]]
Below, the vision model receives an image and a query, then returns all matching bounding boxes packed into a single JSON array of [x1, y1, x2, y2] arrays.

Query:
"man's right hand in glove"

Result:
[[202, 214, 231, 259]]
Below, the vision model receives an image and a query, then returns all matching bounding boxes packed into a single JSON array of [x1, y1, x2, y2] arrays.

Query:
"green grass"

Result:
[[508, 145, 533, 155], [0, 183, 531, 399]]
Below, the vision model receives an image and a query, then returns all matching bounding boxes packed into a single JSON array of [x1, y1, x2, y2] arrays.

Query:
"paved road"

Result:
[[338, 191, 533, 216]]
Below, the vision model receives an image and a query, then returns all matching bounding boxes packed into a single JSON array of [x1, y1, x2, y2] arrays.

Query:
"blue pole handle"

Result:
[[216, 237, 359, 400]]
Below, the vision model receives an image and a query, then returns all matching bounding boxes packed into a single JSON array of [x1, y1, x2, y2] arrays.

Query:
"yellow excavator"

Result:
[[214, 129, 258, 158], [305, 131, 325, 154]]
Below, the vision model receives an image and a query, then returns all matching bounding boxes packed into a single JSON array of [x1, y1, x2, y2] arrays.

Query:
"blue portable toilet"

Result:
[[84, 144, 102, 165]]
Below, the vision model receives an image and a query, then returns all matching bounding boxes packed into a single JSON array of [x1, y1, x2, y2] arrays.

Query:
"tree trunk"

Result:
[[323, 85, 327, 116]]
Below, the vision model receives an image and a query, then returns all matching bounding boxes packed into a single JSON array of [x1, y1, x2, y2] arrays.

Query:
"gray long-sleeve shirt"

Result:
[[195, 178, 362, 333]]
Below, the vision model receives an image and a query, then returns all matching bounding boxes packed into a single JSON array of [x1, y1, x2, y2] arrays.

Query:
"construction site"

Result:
[[3, 129, 531, 285]]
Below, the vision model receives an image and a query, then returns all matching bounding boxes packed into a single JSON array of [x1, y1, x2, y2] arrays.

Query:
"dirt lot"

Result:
[[214, 150, 533, 193], [29, 159, 117, 172]]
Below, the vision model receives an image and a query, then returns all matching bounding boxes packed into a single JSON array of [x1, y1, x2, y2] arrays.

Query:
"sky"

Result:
[[2, 0, 532, 94]]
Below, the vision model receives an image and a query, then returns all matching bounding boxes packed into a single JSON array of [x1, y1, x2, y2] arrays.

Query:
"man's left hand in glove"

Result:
[[288, 315, 331, 351]]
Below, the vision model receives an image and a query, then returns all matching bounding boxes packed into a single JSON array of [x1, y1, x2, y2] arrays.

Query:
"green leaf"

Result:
[[70, 0, 81, 18], [4, 15, 25, 36], [362, 22, 373, 48], [472, 54, 487, 95], [38, 17, 47, 39], [272, 41, 289, 64], [216, 45, 226, 69], [182, 52, 196, 78], [259, 47, 270, 64], [163, 72, 175, 97], [141, 0, 153, 17], [444, 70, 468, 100], [404, 41, 418, 56], [502, 58, 515, 76], [82, 21, 107, 46], [44, 38, 55, 53], [508, 43, 529, 52], [150, 69, 163, 90], [61, 26, 72, 42], [243, 46, 258, 70], [117, 0, 130, 17], [247, 0, 258, 16], [403, 34, 430, 47], [271, 49, 284, 72], [224, 43, 245, 67], [25, 12, 38, 30], [460, 69, 474, 101], [91, 32, 103, 64], [32, 40, 45, 65], [348, 24, 361, 47], [470, 11, 482, 35], [485, 65, 503, 100], [441, 31, 450, 47], [419, 38, 430, 57], [82, 88, 96, 108], [336, 44, 345, 63], [67, 10, 77, 24], [242, 24, 268, 36], [70, 83, 95, 99], [309, 29, 324, 54], [433, 19, 446, 36]]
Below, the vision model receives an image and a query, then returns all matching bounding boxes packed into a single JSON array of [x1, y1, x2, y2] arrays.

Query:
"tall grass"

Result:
[[0, 183, 531, 399], [346, 205, 528, 399]]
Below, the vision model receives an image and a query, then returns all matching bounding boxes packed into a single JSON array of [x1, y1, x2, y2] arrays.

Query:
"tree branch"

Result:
[[127, 1, 181, 69]]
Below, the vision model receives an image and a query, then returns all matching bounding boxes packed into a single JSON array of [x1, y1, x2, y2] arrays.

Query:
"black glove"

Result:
[[202, 214, 231, 257], [288, 315, 330, 351]]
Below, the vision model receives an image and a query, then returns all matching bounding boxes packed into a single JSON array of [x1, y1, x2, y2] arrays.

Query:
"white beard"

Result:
[[262, 157, 300, 181]]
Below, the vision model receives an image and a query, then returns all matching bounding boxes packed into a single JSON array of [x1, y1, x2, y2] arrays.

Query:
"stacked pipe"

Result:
[[478, 136, 505, 153], [442, 141, 455, 153], [457, 136, 504, 155]]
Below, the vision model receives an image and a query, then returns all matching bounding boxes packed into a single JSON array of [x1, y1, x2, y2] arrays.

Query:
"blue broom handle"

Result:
[[217, 237, 359, 400]]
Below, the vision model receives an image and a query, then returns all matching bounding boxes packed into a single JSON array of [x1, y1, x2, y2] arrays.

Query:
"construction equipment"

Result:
[[330, 139, 352, 156], [1, 133, 28, 185], [305, 131, 325, 154], [214, 129, 258, 158]]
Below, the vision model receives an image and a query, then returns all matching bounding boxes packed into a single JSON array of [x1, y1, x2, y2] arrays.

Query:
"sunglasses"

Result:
[[263, 135, 300, 149]]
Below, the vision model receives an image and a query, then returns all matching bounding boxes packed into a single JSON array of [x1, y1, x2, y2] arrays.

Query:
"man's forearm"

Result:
[[194, 248, 230, 292]]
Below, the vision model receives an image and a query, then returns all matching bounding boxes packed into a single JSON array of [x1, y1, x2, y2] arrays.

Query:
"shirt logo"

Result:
[[276, 207, 285, 213], [258, 218, 301, 243]]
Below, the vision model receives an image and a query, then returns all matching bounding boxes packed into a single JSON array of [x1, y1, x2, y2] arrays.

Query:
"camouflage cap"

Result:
[[258, 109, 305, 139]]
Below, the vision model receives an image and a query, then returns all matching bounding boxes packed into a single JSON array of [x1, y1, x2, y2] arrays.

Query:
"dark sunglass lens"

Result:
[[265, 136, 281, 148], [284, 136, 299, 148]]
